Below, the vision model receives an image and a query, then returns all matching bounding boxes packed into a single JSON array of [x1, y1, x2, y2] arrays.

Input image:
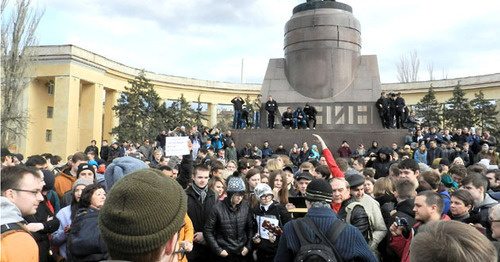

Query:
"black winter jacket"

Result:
[[186, 186, 218, 233], [338, 197, 371, 242], [204, 198, 253, 255], [252, 201, 291, 255], [25, 199, 60, 262]]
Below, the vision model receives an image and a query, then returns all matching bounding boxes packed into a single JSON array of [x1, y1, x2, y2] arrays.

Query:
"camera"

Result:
[[396, 217, 409, 227]]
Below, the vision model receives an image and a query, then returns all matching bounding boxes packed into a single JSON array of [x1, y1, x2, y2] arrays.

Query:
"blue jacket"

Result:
[[275, 207, 377, 262]]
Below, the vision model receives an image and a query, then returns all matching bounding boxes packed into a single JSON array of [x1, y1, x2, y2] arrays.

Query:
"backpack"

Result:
[[291, 216, 347, 262], [67, 209, 108, 261], [1, 222, 30, 239]]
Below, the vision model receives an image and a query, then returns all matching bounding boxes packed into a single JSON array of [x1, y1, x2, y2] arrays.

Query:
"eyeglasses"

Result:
[[173, 246, 186, 260], [12, 188, 42, 196], [260, 195, 273, 200]]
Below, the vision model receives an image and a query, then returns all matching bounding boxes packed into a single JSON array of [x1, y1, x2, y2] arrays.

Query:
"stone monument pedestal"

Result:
[[231, 129, 407, 154], [260, 1, 384, 130]]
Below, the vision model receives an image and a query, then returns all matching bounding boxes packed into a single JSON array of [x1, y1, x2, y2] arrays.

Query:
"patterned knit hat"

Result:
[[226, 176, 246, 194], [254, 183, 273, 199], [305, 179, 333, 203], [98, 168, 187, 255]]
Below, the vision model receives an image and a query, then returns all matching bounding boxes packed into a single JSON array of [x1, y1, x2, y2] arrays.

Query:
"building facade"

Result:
[[18, 45, 260, 157]]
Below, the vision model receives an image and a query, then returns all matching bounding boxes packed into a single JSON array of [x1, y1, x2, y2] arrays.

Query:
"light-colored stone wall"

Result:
[[19, 45, 261, 157]]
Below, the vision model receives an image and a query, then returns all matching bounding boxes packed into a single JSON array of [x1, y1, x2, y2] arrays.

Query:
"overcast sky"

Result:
[[32, 0, 500, 84]]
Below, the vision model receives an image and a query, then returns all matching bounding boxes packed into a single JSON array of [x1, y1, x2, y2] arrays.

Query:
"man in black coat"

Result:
[[265, 96, 278, 129], [375, 92, 390, 129], [303, 103, 318, 129], [185, 165, 219, 262], [395, 93, 406, 129], [330, 178, 371, 242]]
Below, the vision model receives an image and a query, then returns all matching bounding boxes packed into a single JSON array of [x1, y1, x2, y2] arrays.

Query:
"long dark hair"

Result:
[[78, 183, 104, 209], [70, 183, 92, 220]]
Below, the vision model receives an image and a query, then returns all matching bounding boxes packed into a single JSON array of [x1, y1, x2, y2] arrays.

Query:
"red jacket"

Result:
[[389, 215, 451, 262], [322, 148, 344, 179]]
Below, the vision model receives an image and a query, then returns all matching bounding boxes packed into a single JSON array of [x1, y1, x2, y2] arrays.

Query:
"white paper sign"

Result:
[[164, 137, 189, 156], [256, 215, 279, 240]]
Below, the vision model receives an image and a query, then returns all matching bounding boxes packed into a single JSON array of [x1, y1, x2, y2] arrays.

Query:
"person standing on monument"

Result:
[[376, 92, 390, 129], [389, 93, 397, 129], [395, 92, 406, 129], [252, 95, 262, 129], [231, 96, 245, 129], [265, 96, 278, 129]]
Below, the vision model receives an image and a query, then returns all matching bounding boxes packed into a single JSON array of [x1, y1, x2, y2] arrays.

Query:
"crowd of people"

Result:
[[1, 121, 500, 262], [231, 95, 318, 130]]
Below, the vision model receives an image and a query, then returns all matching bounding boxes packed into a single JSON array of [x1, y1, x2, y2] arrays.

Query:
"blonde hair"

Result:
[[373, 177, 395, 198], [266, 159, 283, 172]]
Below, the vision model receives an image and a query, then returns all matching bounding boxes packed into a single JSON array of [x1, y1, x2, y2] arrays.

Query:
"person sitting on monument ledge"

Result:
[[282, 107, 294, 129], [293, 106, 307, 129], [303, 103, 317, 130]]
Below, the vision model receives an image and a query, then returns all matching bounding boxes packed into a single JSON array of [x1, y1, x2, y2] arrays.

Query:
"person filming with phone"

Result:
[[389, 191, 450, 262]]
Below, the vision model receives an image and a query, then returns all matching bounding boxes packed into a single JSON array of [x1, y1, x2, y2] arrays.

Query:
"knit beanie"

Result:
[[77, 163, 95, 178], [305, 179, 333, 203], [254, 183, 273, 199], [72, 178, 94, 191], [88, 160, 99, 168], [104, 156, 149, 191], [98, 168, 187, 255], [226, 176, 246, 194]]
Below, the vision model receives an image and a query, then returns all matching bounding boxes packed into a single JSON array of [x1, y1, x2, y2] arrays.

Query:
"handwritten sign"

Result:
[[164, 136, 189, 156]]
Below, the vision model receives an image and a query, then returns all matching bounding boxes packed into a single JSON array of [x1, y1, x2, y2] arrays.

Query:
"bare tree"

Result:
[[441, 68, 448, 80], [427, 62, 434, 81], [1, 0, 43, 148], [396, 50, 420, 83]]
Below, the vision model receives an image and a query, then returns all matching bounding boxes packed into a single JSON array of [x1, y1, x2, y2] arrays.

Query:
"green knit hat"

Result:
[[98, 168, 187, 254]]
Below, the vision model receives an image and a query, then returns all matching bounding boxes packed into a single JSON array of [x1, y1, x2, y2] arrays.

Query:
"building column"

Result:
[[52, 76, 80, 158], [208, 103, 218, 127], [79, 82, 104, 148], [103, 89, 119, 143]]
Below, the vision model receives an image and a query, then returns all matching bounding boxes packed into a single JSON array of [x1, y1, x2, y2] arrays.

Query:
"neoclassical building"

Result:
[[19, 45, 260, 157], [13, 45, 500, 157]]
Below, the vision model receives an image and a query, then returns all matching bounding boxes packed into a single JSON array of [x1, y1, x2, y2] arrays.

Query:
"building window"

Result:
[[47, 106, 53, 118], [45, 130, 52, 142], [46, 81, 54, 95]]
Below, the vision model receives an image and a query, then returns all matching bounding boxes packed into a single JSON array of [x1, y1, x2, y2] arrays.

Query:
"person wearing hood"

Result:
[[24, 169, 61, 262], [1, 166, 44, 261], [368, 147, 396, 179], [365, 141, 379, 157], [251, 183, 291, 261], [293, 106, 307, 129], [51, 178, 93, 260], [309, 145, 320, 161], [204, 176, 253, 261], [303, 103, 317, 129]]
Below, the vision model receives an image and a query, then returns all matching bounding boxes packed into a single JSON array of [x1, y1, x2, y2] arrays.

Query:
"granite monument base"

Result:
[[231, 128, 408, 155]]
